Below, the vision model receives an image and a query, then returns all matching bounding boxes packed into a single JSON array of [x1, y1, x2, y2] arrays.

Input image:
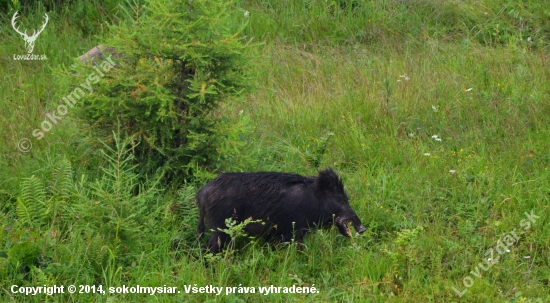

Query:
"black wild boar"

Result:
[[196, 167, 366, 253]]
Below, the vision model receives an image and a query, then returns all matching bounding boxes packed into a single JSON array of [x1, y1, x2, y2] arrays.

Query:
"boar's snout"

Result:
[[336, 214, 366, 236], [356, 224, 366, 234]]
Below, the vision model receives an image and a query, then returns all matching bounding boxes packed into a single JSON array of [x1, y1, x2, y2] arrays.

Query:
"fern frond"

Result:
[[87, 233, 109, 270], [177, 185, 196, 204], [172, 185, 196, 218], [16, 197, 33, 226], [47, 158, 76, 221], [18, 176, 47, 227], [21, 175, 46, 206], [51, 158, 74, 199], [31, 267, 50, 285]]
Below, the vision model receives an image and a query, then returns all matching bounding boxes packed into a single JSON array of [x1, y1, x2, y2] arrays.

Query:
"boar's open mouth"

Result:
[[335, 216, 366, 237]]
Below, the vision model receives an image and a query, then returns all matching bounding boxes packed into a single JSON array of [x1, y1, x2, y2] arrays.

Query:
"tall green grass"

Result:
[[242, 0, 550, 48], [1, 0, 549, 302]]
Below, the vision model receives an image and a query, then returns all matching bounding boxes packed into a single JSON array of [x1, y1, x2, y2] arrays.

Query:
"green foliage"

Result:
[[18, 176, 46, 223], [382, 225, 424, 280], [50, 157, 74, 200], [68, 0, 253, 183], [243, 0, 550, 48], [2, 0, 550, 301], [71, 132, 164, 271], [218, 217, 262, 246], [170, 184, 200, 246], [203, 217, 263, 264], [1, 132, 169, 292], [212, 108, 256, 171], [0, 0, 125, 36], [16, 159, 74, 228], [303, 132, 334, 170]]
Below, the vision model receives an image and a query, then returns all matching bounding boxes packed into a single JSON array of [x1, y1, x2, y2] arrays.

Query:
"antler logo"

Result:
[[11, 11, 49, 54]]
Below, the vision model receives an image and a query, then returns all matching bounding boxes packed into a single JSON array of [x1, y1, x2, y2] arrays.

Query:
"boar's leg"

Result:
[[197, 212, 205, 241], [281, 228, 308, 243], [207, 231, 230, 254]]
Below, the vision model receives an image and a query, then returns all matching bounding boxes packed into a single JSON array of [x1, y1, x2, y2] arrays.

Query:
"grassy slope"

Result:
[[1, 0, 549, 302]]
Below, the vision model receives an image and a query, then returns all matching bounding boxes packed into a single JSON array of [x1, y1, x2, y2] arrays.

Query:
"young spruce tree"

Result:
[[75, 0, 252, 183]]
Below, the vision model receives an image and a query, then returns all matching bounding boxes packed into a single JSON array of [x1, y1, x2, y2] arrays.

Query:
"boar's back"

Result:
[[197, 172, 325, 236]]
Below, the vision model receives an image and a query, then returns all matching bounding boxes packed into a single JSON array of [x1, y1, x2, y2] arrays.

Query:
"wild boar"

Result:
[[196, 167, 366, 253]]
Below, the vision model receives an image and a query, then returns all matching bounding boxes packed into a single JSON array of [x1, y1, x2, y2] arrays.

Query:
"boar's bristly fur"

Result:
[[196, 167, 366, 253]]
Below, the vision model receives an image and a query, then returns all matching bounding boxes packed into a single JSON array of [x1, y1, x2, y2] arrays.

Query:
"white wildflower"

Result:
[[423, 153, 431, 156], [449, 170, 456, 174], [465, 88, 473, 92], [244, 11, 250, 17], [432, 135, 442, 141]]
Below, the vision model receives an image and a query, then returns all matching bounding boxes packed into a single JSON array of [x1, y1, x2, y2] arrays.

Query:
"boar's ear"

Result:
[[315, 167, 345, 193]]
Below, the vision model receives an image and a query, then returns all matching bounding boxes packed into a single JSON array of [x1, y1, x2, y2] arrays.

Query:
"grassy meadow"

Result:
[[1, 0, 549, 302]]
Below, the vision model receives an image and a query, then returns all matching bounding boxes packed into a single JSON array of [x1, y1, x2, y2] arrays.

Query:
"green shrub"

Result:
[[2, 132, 165, 286], [68, 0, 252, 183]]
